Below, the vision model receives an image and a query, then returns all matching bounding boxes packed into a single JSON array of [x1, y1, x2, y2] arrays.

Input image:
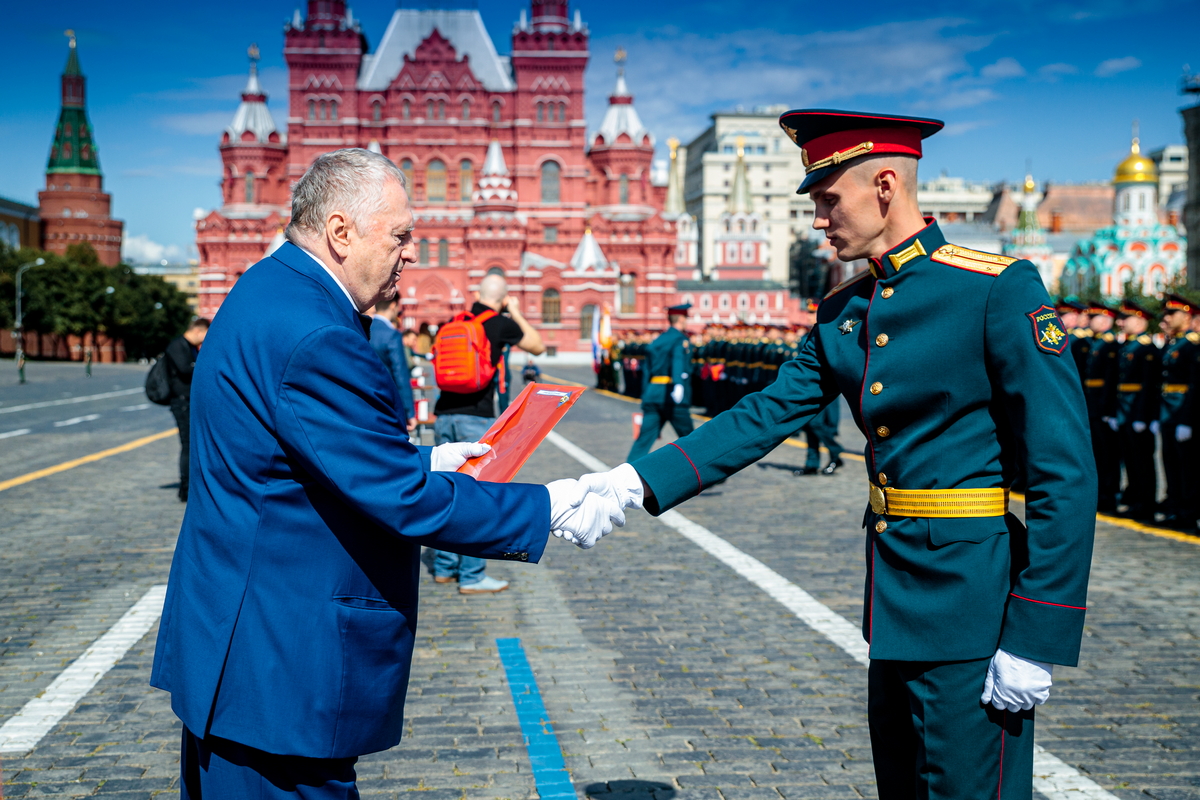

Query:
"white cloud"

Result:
[[941, 120, 995, 136], [155, 110, 237, 136], [1037, 62, 1079, 81], [981, 57, 1026, 79], [1095, 56, 1142, 77], [122, 234, 184, 265]]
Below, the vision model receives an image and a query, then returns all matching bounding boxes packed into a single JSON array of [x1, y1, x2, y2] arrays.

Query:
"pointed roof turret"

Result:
[[226, 44, 279, 144], [482, 138, 510, 176], [473, 139, 517, 209], [570, 228, 609, 271], [727, 137, 752, 214], [592, 49, 653, 149], [664, 137, 686, 217], [47, 31, 101, 176]]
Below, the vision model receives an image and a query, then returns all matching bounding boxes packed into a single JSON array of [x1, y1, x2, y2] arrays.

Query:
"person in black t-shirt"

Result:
[[164, 317, 210, 502], [431, 273, 545, 593]]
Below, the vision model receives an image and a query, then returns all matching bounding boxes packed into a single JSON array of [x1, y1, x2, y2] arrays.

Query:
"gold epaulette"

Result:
[[1102, 333, 1116, 342], [1137, 334, 1153, 345], [1188, 332, 1200, 344], [929, 243, 1017, 276], [823, 268, 871, 300]]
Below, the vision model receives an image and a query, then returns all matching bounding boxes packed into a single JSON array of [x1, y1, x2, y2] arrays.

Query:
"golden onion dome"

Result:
[[1113, 138, 1158, 184]]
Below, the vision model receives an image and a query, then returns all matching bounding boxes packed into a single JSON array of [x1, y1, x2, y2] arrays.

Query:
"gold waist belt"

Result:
[[869, 485, 1009, 518], [1084, 379, 1105, 388], [1118, 383, 1143, 392], [1163, 383, 1189, 393], [649, 376, 672, 384]]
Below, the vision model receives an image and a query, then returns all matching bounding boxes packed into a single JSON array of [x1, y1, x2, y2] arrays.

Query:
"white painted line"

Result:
[[119, 403, 153, 412], [0, 429, 32, 440], [0, 584, 167, 755], [54, 414, 101, 427], [543, 431, 1118, 800], [0, 387, 143, 415]]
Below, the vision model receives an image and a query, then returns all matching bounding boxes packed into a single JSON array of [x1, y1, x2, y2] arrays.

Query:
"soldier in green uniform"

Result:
[[1115, 300, 1160, 521], [1082, 304, 1121, 513], [1055, 299, 1089, 378], [1156, 294, 1200, 530], [627, 304, 695, 462], [583, 110, 1095, 799]]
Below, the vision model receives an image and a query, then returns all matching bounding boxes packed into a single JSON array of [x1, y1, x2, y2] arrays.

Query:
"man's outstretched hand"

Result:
[[980, 648, 1053, 712], [431, 442, 491, 472], [577, 463, 645, 512], [545, 479, 625, 549]]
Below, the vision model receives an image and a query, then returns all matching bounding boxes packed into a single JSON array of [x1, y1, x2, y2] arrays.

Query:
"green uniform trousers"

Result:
[[869, 658, 1034, 800], [628, 402, 695, 462]]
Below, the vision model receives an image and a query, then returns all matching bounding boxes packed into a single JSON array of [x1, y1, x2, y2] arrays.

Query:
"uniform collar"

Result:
[[868, 217, 945, 280]]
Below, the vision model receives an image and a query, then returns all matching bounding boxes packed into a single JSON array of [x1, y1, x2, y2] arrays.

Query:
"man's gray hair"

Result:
[[286, 148, 408, 241]]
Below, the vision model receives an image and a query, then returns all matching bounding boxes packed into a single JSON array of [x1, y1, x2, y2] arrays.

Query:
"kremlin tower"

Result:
[[38, 32, 123, 266]]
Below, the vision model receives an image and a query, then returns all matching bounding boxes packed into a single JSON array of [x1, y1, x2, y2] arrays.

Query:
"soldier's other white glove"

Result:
[[1102, 416, 1118, 432], [671, 384, 685, 404], [1177, 424, 1193, 442], [546, 479, 625, 549], [1132, 421, 1147, 433], [1150, 420, 1161, 435], [981, 648, 1053, 712], [577, 463, 646, 512], [431, 442, 491, 472]]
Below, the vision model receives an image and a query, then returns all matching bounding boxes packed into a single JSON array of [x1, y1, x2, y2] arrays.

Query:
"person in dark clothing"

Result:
[[164, 318, 210, 502], [801, 400, 845, 474], [368, 296, 416, 429], [431, 273, 545, 593]]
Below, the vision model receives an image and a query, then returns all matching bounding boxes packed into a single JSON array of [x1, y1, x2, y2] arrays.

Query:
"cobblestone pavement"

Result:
[[0, 365, 1195, 798]]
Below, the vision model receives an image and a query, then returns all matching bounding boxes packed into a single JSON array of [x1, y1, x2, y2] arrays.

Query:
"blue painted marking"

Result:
[[496, 637, 576, 799]]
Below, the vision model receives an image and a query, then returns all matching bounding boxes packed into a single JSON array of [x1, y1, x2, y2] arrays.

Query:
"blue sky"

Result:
[[2, 0, 1197, 262]]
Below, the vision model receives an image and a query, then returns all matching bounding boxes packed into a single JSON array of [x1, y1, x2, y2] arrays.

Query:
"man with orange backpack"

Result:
[[429, 272, 545, 593]]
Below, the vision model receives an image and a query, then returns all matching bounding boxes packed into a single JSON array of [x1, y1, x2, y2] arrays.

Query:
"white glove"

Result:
[[578, 463, 645, 512], [546, 479, 625, 549], [981, 648, 1053, 712], [1103, 417, 1118, 432], [1132, 421, 1147, 433], [1150, 420, 1161, 435], [431, 442, 490, 472], [671, 384, 685, 404], [1177, 424, 1193, 442]]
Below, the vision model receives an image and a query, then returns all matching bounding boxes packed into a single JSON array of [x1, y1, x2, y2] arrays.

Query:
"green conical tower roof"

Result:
[[47, 32, 101, 176]]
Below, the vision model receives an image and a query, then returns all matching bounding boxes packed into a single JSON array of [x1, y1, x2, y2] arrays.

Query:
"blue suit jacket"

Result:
[[150, 242, 549, 758], [369, 316, 415, 421]]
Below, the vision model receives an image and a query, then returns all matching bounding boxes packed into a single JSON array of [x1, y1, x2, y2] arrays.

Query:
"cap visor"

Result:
[[798, 165, 838, 194]]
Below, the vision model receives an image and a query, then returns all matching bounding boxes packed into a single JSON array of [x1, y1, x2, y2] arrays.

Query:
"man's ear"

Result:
[[875, 168, 898, 205], [325, 211, 353, 259]]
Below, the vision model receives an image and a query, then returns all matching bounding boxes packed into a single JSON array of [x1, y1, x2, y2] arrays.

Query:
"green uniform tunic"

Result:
[[627, 327, 695, 462]]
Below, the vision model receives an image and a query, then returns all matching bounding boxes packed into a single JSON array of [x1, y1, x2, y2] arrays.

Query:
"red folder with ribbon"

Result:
[[455, 382, 585, 482]]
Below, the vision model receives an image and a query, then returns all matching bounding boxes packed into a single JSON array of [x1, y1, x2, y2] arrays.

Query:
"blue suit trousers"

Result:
[[181, 727, 359, 799]]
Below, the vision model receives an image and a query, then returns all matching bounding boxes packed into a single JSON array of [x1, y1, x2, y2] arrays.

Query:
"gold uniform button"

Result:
[[876, 333, 889, 347], [875, 520, 888, 533], [878, 472, 888, 485], [870, 382, 883, 395], [876, 426, 891, 438], [881, 287, 894, 299]]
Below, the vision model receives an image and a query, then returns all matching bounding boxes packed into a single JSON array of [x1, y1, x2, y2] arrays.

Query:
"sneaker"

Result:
[[433, 575, 456, 584], [459, 576, 509, 594]]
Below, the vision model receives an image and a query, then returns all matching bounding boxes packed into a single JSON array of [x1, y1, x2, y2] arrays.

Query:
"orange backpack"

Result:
[[432, 309, 505, 393]]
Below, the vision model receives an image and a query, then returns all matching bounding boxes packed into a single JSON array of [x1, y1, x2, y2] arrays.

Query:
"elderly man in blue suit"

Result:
[[150, 149, 629, 799]]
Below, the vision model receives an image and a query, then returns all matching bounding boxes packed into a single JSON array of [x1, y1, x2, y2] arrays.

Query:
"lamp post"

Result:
[[14, 258, 45, 385]]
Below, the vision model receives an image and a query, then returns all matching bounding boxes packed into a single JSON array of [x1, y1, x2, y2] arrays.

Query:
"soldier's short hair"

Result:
[[286, 148, 408, 242]]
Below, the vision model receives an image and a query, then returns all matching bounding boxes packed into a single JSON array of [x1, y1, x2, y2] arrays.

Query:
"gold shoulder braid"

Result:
[[823, 269, 871, 300], [930, 243, 1017, 276]]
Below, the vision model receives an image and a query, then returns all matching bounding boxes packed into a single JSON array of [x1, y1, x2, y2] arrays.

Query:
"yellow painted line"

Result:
[[0, 429, 178, 493]]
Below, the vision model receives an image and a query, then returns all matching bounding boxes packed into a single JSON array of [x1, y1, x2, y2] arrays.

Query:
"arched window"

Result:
[[418, 239, 429, 265], [541, 161, 560, 203], [1138, 192, 1146, 210], [400, 159, 414, 189], [1123, 193, 1130, 211], [402, 99, 410, 120], [438, 239, 449, 267], [580, 303, 596, 339], [437, 100, 445, 119], [372, 101, 382, 122], [700, 294, 712, 310], [62, 142, 72, 159], [319, 100, 327, 120], [427, 99, 434, 119], [426, 159, 447, 202], [719, 294, 731, 310], [619, 274, 636, 313], [542, 288, 561, 323], [330, 100, 339, 120], [537, 103, 544, 122], [619, 174, 629, 204], [738, 294, 750, 310], [244, 172, 255, 203], [492, 101, 501, 122], [738, 219, 745, 233], [756, 294, 768, 310], [459, 160, 474, 202], [560, 102, 567, 121], [461, 99, 470, 119]]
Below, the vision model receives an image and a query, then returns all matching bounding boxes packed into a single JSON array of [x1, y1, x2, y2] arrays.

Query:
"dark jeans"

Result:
[[170, 397, 190, 501], [181, 726, 359, 799]]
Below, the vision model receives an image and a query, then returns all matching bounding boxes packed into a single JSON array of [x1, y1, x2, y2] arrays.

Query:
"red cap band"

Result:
[[803, 126, 923, 170]]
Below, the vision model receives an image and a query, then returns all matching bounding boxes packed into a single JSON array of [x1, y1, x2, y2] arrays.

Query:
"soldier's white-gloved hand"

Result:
[[1102, 416, 1118, 432], [1177, 424, 1193, 442], [546, 478, 587, 534], [1132, 421, 1147, 433], [671, 384, 685, 404], [431, 442, 491, 472], [548, 484, 625, 549], [980, 648, 1053, 712], [1150, 420, 1161, 435], [577, 463, 645, 512]]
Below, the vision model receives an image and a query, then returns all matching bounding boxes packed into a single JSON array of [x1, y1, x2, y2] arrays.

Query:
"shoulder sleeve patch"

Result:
[[1027, 305, 1068, 355], [822, 268, 871, 300], [930, 243, 1017, 276]]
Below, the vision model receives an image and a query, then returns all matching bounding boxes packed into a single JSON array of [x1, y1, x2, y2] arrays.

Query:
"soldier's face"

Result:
[[1089, 315, 1113, 333], [808, 169, 885, 262], [1121, 316, 1148, 336]]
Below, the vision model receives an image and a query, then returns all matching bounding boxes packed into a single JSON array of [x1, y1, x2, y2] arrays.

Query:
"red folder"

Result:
[[456, 382, 585, 482]]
